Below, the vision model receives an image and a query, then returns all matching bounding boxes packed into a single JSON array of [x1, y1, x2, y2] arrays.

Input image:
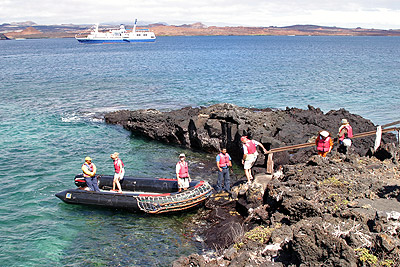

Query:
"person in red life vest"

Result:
[[110, 152, 125, 193], [315, 130, 334, 157], [337, 119, 353, 154], [176, 153, 191, 192], [81, 156, 100, 192], [216, 148, 232, 193], [241, 136, 268, 184]]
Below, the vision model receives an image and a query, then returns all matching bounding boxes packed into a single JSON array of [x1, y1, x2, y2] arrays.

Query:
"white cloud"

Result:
[[0, 0, 399, 29]]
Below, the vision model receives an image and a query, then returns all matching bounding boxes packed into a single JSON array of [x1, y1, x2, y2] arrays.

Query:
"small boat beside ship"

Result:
[[56, 174, 213, 214], [75, 19, 156, 43]]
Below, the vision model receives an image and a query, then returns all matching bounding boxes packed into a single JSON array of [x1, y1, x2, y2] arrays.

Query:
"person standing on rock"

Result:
[[176, 153, 191, 192], [81, 156, 100, 192], [315, 131, 333, 157], [337, 119, 353, 154], [111, 152, 125, 193], [216, 148, 232, 193], [241, 136, 268, 184]]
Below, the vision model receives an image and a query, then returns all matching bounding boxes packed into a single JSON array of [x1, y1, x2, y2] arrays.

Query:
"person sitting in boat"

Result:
[[110, 152, 125, 193], [176, 153, 191, 193], [82, 156, 100, 192]]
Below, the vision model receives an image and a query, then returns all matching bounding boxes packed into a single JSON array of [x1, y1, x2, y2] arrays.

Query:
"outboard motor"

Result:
[[74, 174, 87, 187]]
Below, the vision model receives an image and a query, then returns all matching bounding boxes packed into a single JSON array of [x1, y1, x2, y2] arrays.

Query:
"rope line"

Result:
[[265, 124, 399, 154]]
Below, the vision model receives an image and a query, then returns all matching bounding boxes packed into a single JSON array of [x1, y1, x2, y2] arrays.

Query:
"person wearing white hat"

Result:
[[315, 131, 333, 157], [110, 152, 125, 193], [337, 119, 353, 154], [176, 153, 191, 192], [81, 156, 100, 192]]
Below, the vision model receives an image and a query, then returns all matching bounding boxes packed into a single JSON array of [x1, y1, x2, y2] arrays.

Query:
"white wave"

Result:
[[61, 115, 82, 123]]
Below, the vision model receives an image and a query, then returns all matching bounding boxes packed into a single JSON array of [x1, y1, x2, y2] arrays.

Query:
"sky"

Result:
[[1, 0, 400, 29]]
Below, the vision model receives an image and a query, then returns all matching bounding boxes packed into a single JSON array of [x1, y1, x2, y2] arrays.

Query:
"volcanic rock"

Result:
[[105, 103, 396, 170]]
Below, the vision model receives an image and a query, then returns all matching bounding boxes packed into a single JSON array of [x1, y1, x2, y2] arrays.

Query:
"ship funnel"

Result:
[[133, 19, 137, 33]]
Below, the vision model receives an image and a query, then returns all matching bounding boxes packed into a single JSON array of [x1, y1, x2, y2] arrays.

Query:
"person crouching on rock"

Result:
[[241, 136, 267, 184], [82, 156, 100, 192], [337, 119, 353, 154], [316, 131, 333, 157], [111, 152, 125, 193], [176, 153, 191, 193], [216, 148, 232, 193]]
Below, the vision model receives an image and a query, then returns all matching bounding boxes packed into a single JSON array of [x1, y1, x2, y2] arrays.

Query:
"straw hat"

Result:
[[85, 156, 92, 161], [179, 153, 185, 158], [110, 152, 119, 159], [341, 119, 349, 124]]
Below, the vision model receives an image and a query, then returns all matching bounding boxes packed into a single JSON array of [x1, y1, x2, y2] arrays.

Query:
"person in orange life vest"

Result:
[[241, 136, 268, 183], [81, 156, 100, 192], [216, 148, 232, 193], [315, 130, 334, 157], [337, 119, 353, 154], [110, 152, 125, 193], [176, 153, 191, 192]]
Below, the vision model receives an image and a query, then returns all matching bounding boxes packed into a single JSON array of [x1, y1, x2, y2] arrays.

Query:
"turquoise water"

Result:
[[0, 36, 399, 266]]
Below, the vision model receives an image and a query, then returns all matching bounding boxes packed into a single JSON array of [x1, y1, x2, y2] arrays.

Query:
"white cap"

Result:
[[320, 131, 329, 137], [179, 153, 185, 158]]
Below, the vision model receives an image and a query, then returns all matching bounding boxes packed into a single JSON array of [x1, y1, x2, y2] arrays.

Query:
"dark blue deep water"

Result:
[[0, 36, 399, 266]]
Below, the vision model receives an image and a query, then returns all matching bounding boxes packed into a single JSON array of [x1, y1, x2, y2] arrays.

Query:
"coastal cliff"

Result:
[[2, 22, 400, 39], [104, 103, 396, 170], [105, 104, 400, 266]]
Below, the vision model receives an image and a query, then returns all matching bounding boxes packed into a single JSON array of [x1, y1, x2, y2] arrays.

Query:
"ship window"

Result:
[[144, 34, 147, 36], [137, 34, 141, 36]]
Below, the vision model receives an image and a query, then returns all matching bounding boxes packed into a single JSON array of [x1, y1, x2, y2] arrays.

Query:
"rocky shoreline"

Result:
[[105, 104, 400, 266]]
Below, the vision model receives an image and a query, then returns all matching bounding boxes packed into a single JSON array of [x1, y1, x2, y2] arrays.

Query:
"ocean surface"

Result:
[[0, 36, 399, 266]]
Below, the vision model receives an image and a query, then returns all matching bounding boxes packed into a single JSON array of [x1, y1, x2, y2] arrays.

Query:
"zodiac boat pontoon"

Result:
[[55, 175, 213, 214]]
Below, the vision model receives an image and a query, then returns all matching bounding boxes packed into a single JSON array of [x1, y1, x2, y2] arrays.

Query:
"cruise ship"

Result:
[[75, 19, 156, 43]]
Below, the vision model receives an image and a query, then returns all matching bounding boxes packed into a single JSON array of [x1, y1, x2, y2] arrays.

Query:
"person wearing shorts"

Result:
[[111, 152, 125, 193], [241, 136, 267, 184]]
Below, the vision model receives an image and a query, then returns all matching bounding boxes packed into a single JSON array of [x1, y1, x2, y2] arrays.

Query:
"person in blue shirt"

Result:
[[216, 148, 232, 193]]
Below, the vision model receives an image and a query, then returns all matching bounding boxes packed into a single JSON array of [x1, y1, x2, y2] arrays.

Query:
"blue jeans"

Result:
[[85, 176, 100, 192], [216, 168, 230, 192]]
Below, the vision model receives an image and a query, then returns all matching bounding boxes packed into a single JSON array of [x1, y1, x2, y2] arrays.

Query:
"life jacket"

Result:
[[317, 136, 331, 152], [177, 161, 189, 178], [244, 140, 257, 154], [339, 125, 353, 141], [218, 153, 230, 167], [113, 158, 124, 173], [82, 163, 94, 177]]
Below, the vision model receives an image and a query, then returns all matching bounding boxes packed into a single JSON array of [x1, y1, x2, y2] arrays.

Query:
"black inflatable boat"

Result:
[[56, 174, 213, 214]]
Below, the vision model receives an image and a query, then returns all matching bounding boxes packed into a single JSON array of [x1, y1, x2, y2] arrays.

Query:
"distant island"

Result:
[[1, 21, 400, 39]]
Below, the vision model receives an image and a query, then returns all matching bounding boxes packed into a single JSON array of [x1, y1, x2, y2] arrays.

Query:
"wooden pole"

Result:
[[266, 153, 274, 174]]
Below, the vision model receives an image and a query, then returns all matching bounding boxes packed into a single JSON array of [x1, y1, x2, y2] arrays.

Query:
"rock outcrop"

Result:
[[105, 104, 400, 266], [175, 151, 400, 266], [105, 103, 396, 170]]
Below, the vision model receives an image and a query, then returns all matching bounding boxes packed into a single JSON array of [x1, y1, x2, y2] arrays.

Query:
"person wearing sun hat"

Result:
[[176, 153, 191, 192], [315, 130, 334, 157], [337, 119, 353, 154], [110, 152, 125, 193], [81, 156, 100, 192]]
